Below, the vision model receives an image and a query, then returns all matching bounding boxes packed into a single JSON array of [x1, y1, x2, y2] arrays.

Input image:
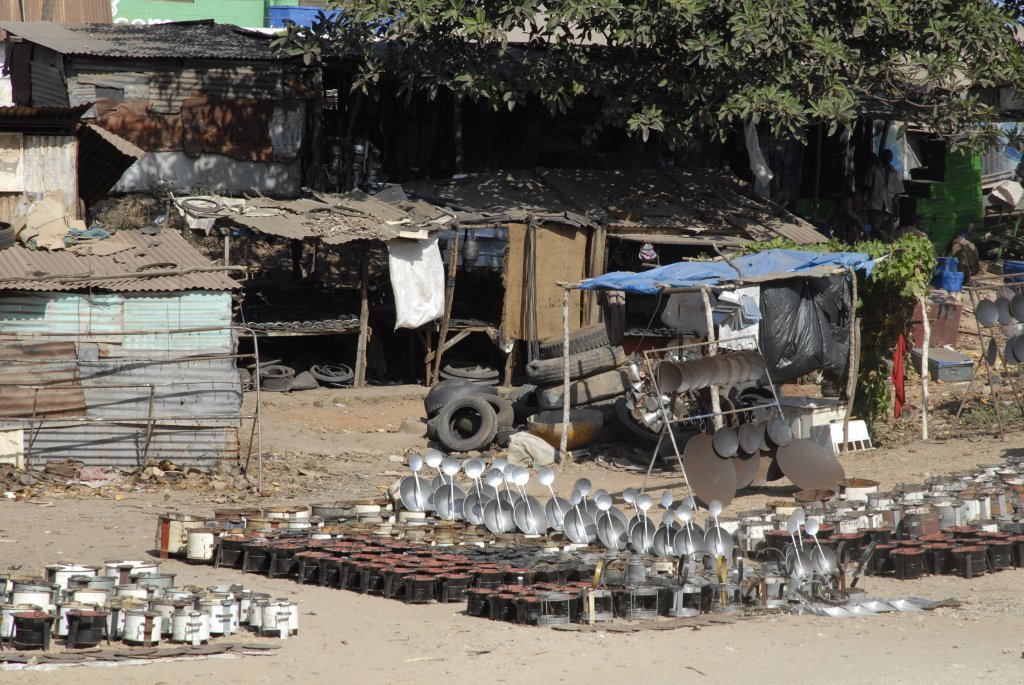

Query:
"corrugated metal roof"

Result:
[[0, 103, 91, 131], [223, 190, 439, 244], [76, 122, 145, 205], [1, 21, 286, 61], [0, 229, 240, 292]]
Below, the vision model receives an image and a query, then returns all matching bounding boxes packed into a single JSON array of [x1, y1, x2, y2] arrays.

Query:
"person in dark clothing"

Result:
[[828, 195, 864, 245]]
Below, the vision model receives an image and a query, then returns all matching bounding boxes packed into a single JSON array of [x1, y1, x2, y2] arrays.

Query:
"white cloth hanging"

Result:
[[387, 235, 444, 329]]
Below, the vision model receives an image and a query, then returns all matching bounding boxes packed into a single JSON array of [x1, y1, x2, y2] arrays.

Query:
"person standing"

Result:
[[865, 149, 904, 241]]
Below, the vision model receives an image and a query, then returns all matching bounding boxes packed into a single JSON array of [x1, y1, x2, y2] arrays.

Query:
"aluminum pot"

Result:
[[71, 588, 108, 607], [132, 572, 176, 589], [11, 583, 57, 612], [45, 564, 99, 592], [171, 609, 208, 645], [187, 528, 218, 564], [123, 609, 161, 646], [104, 560, 158, 580]]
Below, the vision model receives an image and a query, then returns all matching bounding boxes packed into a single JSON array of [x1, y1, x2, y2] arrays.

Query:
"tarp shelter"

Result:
[[402, 170, 823, 385], [579, 250, 874, 294]]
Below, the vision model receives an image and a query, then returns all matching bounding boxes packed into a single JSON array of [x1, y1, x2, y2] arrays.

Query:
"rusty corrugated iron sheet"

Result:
[[76, 122, 145, 205], [0, 341, 86, 418], [0, 229, 239, 292], [0, 0, 111, 23], [1, 22, 284, 60], [0, 103, 91, 130]]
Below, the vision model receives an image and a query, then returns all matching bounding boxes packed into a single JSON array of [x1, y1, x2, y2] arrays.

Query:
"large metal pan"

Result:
[[398, 475, 433, 512], [597, 512, 629, 551], [704, 526, 734, 559], [463, 492, 486, 525], [656, 361, 684, 393], [976, 299, 999, 327], [775, 438, 846, 490], [749, 454, 773, 488], [733, 452, 760, 489], [1005, 338, 1019, 364], [563, 506, 597, 545], [433, 482, 466, 520], [737, 421, 761, 455], [482, 498, 515, 534], [682, 433, 737, 506], [629, 517, 657, 554], [652, 523, 679, 557], [1013, 336, 1024, 365], [545, 496, 572, 531], [997, 296, 1013, 325], [766, 416, 793, 447], [1012, 293, 1024, 322], [513, 496, 547, 535], [712, 425, 739, 458]]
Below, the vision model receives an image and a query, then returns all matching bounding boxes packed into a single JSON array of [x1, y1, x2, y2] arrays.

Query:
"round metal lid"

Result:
[[682, 433, 737, 506], [775, 439, 846, 490]]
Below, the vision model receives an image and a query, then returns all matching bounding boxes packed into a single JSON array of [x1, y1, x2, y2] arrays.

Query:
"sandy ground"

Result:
[[3, 384, 1024, 684]]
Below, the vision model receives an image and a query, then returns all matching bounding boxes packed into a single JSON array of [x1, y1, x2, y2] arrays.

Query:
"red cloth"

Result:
[[892, 333, 906, 419]]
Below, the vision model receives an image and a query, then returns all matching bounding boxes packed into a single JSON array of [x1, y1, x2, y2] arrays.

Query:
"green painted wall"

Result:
[[111, 0, 270, 27]]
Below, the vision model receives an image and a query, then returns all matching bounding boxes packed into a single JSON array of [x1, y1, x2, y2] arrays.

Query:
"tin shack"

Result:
[[0, 228, 242, 470]]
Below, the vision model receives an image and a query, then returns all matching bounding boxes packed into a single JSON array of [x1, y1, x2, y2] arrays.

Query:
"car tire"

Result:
[[537, 324, 610, 359], [435, 396, 498, 452], [525, 345, 626, 385]]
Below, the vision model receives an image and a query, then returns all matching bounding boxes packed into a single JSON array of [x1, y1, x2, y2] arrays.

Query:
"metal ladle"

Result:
[[596, 492, 627, 551], [425, 449, 446, 489], [704, 499, 732, 560], [538, 467, 570, 530], [804, 517, 837, 575], [399, 453, 432, 512], [462, 458, 487, 525], [435, 457, 464, 520]]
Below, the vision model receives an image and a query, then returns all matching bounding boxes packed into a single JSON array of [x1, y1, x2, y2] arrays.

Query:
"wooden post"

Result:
[[918, 294, 930, 440], [223, 231, 231, 266], [503, 339, 516, 388], [560, 286, 571, 460], [842, 267, 859, 452], [585, 226, 607, 326], [701, 287, 723, 429], [432, 227, 461, 384], [355, 244, 370, 388]]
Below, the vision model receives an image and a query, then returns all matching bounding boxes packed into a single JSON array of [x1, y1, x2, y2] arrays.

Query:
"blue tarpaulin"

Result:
[[578, 249, 874, 295]]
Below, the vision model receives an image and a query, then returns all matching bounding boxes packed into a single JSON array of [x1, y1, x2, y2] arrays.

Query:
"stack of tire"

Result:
[[425, 380, 514, 453], [526, 325, 632, 413]]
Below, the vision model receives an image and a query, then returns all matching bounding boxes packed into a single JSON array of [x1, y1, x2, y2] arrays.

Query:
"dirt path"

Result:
[[3, 385, 1024, 684]]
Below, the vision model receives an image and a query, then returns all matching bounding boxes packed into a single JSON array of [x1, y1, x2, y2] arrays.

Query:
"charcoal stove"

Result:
[[12, 611, 51, 650], [241, 541, 271, 574], [465, 588, 493, 617], [985, 540, 1014, 571], [890, 549, 926, 580], [404, 575, 437, 604], [952, 546, 987, 579], [437, 574, 472, 603], [65, 609, 108, 648], [537, 592, 571, 627]]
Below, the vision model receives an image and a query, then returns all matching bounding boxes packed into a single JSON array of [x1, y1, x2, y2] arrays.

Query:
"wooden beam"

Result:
[[432, 227, 461, 384], [355, 244, 370, 388]]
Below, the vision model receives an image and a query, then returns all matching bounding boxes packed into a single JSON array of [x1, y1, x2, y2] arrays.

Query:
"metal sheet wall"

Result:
[[0, 134, 77, 222], [0, 290, 240, 468], [0, 291, 234, 352]]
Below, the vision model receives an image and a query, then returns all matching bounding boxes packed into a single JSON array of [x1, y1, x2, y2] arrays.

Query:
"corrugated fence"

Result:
[[0, 289, 241, 469]]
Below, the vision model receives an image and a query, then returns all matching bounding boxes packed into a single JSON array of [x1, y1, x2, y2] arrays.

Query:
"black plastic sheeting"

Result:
[[759, 275, 852, 383]]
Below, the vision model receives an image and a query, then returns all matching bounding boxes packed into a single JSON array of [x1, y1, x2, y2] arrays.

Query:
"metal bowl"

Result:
[[527, 409, 604, 450], [1012, 293, 1024, 322], [1013, 336, 1024, 366]]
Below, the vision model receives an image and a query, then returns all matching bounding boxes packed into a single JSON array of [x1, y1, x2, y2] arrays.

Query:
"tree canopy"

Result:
[[274, 0, 1024, 148]]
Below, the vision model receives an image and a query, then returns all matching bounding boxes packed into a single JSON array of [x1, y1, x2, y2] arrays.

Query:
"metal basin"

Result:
[[527, 409, 604, 450]]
